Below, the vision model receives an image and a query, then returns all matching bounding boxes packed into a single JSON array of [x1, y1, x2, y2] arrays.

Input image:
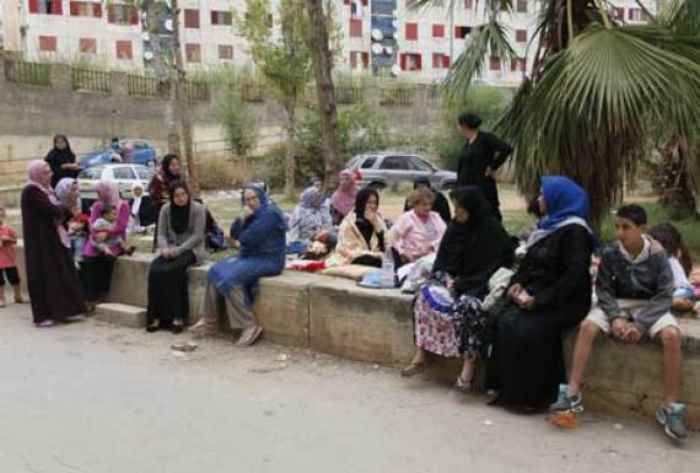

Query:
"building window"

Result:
[[211, 10, 232, 26], [405, 22, 418, 41], [455, 26, 471, 39], [628, 8, 643, 21], [350, 51, 369, 69], [79, 37, 97, 54], [218, 45, 234, 60], [400, 53, 422, 72], [28, 0, 63, 15], [489, 56, 501, 71], [511, 57, 526, 72], [515, 29, 527, 43], [432, 53, 450, 69], [38, 35, 57, 52], [184, 9, 200, 28], [107, 4, 139, 25], [349, 18, 362, 37], [116, 40, 133, 60], [464, 0, 473, 9], [611, 7, 624, 20], [432, 24, 444, 38], [186, 44, 202, 63], [70, 1, 102, 17], [516, 0, 528, 13]]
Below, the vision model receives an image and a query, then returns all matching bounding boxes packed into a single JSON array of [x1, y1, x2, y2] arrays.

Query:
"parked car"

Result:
[[347, 152, 457, 190], [79, 139, 157, 169], [77, 164, 154, 213]]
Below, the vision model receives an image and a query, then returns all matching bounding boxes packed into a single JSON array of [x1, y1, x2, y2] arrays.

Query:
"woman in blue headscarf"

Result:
[[287, 185, 333, 251], [191, 185, 286, 346], [488, 176, 595, 411]]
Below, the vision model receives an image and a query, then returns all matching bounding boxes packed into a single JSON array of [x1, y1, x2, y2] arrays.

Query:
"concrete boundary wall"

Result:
[[12, 249, 700, 428]]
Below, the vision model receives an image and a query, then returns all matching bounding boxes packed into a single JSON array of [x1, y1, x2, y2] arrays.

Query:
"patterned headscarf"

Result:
[[95, 180, 122, 207]]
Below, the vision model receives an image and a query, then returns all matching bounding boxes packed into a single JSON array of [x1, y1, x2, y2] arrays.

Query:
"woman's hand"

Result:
[[507, 283, 523, 301], [161, 248, 174, 259], [243, 205, 254, 219], [611, 318, 628, 340]]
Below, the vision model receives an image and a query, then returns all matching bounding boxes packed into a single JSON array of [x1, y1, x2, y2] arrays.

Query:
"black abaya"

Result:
[[489, 224, 593, 408], [146, 250, 196, 326], [80, 256, 116, 301], [21, 186, 86, 323]]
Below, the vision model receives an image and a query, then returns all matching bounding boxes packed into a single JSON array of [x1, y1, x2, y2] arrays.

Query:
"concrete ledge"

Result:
[[13, 248, 700, 428], [94, 302, 146, 328]]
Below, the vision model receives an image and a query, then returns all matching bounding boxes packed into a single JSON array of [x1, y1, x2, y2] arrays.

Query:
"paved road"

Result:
[[0, 304, 697, 473]]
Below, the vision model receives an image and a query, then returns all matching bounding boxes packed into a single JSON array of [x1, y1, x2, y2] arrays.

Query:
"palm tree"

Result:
[[417, 0, 700, 225]]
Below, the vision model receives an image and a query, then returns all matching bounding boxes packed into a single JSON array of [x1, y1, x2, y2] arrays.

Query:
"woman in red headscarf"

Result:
[[329, 170, 358, 225], [21, 161, 86, 327]]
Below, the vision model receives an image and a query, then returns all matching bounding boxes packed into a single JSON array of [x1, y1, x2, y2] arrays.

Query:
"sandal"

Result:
[[455, 375, 472, 393], [36, 320, 55, 328], [172, 319, 184, 334], [190, 319, 217, 338], [146, 320, 161, 333], [400, 361, 427, 378]]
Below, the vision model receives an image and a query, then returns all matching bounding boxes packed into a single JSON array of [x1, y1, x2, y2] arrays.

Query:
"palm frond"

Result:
[[498, 24, 700, 223]]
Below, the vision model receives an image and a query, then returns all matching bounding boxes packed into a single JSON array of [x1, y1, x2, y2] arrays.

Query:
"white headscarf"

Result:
[[131, 182, 144, 217]]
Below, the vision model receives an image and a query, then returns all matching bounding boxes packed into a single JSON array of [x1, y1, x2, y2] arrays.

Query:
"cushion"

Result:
[[322, 264, 376, 281]]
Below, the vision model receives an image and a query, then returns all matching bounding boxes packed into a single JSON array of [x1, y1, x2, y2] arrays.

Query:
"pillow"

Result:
[[322, 264, 376, 281]]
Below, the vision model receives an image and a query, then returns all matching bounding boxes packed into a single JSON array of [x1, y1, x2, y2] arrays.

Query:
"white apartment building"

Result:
[[1, 0, 657, 85]]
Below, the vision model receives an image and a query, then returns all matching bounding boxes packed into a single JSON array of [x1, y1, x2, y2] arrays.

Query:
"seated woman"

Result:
[[328, 188, 388, 268], [403, 178, 451, 224], [146, 181, 206, 334], [191, 185, 286, 346], [401, 187, 515, 390], [129, 182, 156, 233], [287, 186, 333, 253], [330, 170, 358, 225], [391, 187, 447, 268], [489, 176, 594, 411]]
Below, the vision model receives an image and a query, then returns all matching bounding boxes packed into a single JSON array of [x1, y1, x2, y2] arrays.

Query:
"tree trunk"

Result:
[[305, 0, 342, 191], [284, 101, 297, 198], [169, 0, 200, 195]]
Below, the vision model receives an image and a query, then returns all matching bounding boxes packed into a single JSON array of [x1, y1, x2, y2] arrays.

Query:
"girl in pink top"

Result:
[[390, 188, 447, 265], [0, 205, 24, 307]]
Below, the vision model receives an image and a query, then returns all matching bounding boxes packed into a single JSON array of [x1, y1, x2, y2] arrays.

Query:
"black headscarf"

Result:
[[45, 134, 77, 188], [433, 186, 514, 295], [169, 180, 191, 234], [161, 154, 181, 184], [354, 187, 384, 250]]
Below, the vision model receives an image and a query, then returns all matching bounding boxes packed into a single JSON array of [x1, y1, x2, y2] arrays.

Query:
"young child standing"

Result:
[[550, 205, 687, 441], [0, 206, 24, 307], [648, 223, 696, 312]]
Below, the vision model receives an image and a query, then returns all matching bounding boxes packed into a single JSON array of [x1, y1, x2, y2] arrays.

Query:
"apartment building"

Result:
[[1, 0, 657, 85]]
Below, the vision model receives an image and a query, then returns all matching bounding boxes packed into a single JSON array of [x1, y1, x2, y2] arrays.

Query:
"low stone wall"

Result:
[[12, 248, 700, 428]]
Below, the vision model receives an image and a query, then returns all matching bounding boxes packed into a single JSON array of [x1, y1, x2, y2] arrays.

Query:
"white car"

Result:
[[78, 164, 154, 202]]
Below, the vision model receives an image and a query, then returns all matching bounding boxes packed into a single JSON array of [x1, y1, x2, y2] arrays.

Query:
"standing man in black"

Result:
[[456, 113, 513, 220]]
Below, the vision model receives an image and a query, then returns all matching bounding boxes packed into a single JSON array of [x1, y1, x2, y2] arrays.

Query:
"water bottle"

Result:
[[382, 246, 395, 287]]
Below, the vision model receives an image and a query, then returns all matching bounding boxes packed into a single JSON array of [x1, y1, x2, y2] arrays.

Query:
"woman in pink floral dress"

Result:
[[402, 187, 515, 390]]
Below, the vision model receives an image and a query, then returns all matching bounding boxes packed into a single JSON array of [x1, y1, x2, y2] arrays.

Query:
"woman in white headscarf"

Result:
[[128, 182, 155, 233]]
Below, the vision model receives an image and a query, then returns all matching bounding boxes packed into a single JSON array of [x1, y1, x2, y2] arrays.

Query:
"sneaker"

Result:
[[549, 384, 584, 413], [656, 403, 688, 441]]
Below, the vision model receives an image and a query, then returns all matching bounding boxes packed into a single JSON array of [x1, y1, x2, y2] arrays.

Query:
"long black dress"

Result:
[[489, 224, 593, 408], [21, 186, 86, 323], [456, 132, 513, 220]]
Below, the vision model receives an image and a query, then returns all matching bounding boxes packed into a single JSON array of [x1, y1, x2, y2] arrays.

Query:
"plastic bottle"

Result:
[[382, 246, 395, 287]]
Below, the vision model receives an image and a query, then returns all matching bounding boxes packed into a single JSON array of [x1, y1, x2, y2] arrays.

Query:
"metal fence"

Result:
[[71, 68, 111, 93], [4, 61, 51, 87], [127, 74, 166, 98]]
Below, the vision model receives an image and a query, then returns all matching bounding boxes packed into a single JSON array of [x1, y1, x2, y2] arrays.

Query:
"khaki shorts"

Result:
[[585, 299, 680, 339]]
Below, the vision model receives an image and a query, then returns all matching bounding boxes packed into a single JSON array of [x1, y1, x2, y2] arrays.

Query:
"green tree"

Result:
[[416, 0, 700, 226], [235, 0, 313, 197]]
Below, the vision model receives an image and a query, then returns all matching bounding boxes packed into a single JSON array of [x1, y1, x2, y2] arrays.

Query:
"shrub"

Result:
[[217, 88, 258, 158], [196, 154, 253, 191]]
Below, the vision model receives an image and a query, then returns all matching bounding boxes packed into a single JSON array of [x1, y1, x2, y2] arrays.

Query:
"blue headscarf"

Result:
[[237, 184, 286, 234], [527, 176, 593, 249], [538, 176, 590, 231]]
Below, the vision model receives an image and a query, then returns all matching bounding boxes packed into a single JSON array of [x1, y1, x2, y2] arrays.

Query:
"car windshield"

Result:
[[79, 167, 103, 180], [112, 167, 136, 180], [411, 157, 435, 172]]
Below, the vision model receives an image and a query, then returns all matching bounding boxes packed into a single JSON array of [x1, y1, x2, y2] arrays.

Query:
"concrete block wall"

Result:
[[12, 248, 700, 428]]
